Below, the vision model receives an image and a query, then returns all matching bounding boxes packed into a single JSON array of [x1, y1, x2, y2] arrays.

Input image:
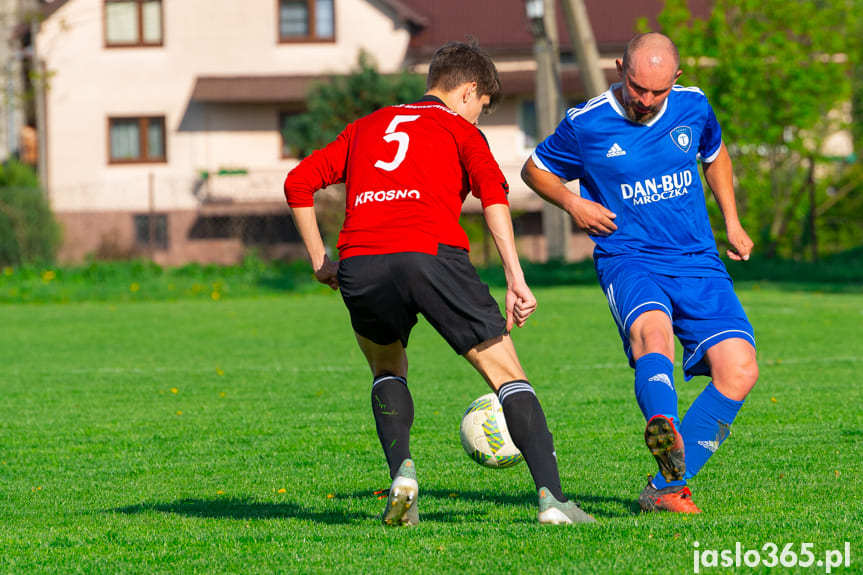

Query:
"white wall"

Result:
[[37, 0, 412, 212]]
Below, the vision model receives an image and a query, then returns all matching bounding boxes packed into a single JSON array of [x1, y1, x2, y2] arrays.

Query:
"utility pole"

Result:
[[5, 59, 17, 158], [526, 0, 570, 261], [561, 0, 607, 98], [31, 19, 48, 196]]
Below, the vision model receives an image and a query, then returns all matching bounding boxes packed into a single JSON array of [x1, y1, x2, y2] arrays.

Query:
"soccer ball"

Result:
[[459, 393, 524, 469]]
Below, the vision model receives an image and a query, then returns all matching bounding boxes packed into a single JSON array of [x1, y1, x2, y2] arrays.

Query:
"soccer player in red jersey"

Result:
[[285, 41, 593, 526]]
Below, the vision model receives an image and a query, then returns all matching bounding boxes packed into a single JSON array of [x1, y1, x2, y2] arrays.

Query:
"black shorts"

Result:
[[337, 244, 507, 355]]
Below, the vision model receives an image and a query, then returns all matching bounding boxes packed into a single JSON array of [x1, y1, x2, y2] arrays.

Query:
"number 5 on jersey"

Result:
[[374, 114, 420, 172]]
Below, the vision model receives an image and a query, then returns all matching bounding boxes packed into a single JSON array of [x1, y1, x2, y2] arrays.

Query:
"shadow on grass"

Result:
[[577, 493, 643, 517], [112, 497, 374, 524], [417, 488, 641, 517], [345, 488, 640, 519], [111, 488, 640, 524]]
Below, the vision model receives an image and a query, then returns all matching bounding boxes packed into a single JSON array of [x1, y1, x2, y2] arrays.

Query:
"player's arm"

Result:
[[284, 128, 351, 289], [290, 206, 338, 290], [702, 142, 753, 261], [482, 202, 536, 331], [521, 157, 617, 236], [460, 131, 537, 330]]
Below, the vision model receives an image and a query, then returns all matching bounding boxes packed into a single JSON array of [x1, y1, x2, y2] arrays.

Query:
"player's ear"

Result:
[[462, 81, 478, 103], [616, 59, 624, 79]]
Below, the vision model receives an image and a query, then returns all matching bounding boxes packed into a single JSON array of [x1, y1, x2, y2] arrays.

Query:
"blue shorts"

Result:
[[596, 259, 755, 380]]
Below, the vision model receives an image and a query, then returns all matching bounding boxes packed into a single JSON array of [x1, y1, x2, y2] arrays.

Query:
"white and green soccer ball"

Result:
[[459, 393, 524, 469]]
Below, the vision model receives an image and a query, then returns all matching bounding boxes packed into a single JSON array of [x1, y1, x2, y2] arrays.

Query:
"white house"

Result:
[[30, 0, 696, 265]]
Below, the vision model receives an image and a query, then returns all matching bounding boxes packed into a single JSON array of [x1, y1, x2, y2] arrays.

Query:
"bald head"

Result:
[[622, 33, 680, 80], [615, 33, 683, 124]]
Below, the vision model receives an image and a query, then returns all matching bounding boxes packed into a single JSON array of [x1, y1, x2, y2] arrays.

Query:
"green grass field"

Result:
[[1, 284, 861, 573]]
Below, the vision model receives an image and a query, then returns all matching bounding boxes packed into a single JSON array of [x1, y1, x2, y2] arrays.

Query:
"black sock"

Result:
[[371, 375, 414, 479], [498, 380, 566, 501]]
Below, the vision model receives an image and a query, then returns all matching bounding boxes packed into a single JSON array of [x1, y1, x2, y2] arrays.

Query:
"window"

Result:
[[280, 111, 301, 158], [519, 99, 578, 150], [279, 0, 334, 42], [108, 116, 166, 163], [519, 100, 538, 149], [105, 0, 162, 47], [134, 214, 169, 250]]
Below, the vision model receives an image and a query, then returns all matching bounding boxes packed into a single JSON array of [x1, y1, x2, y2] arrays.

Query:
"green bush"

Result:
[[0, 160, 60, 266]]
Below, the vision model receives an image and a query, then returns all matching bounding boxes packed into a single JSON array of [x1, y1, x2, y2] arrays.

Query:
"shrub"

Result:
[[0, 160, 60, 266]]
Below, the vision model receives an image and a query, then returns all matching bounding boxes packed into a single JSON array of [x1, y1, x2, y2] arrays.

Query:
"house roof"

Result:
[[190, 76, 320, 104], [39, 0, 70, 18], [42, 0, 713, 104], [190, 66, 623, 105], [36, 0, 714, 61], [377, 0, 428, 27], [399, 0, 713, 59], [38, 0, 712, 52]]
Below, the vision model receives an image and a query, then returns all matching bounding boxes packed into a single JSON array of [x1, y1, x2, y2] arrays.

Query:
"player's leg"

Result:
[[464, 336, 558, 498], [461, 333, 525, 390], [629, 310, 677, 424], [464, 336, 594, 524], [630, 309, 688, 486], [406, 246, 591, 523], [679, 337, 757, 481], [355, 334, 413, 479], [600, 267, 698, 512], [357, 338, 418, 528], [674, 276, 757, 489], [603, 269, 688, 483], [706, 337, 759, 401], [628, 309, 696, 512], [339, 255, 419, 526]]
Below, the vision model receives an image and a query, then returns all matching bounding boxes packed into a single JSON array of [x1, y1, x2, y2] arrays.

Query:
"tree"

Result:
[[644, 0, 861, 259], [284, 51, 426, 159], [0, 159, 60, 266]]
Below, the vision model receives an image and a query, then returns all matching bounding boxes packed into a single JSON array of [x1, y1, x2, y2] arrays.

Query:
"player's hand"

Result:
[[314, 255, 340, 290], [505, 281, 537, 331], [726, 224, 753, 262], [568, 196, 617, 236]]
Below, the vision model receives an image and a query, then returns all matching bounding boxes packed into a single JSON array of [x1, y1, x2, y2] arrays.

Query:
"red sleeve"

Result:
[[284, 124, 353, 208], [460, 128, 510, 208]]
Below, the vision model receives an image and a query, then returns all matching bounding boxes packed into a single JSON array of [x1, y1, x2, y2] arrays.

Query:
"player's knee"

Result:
[[631, 330, 674, 359], [716, 358, 758, 400], [629, 313, 674, 357], [741, 359, 759, 392]]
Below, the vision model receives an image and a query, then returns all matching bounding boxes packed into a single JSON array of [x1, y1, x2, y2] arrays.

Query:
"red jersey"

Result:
[[284, 97, 510, 259]]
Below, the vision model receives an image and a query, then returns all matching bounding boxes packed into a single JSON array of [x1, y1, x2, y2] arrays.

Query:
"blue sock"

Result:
[[651, 475, 686, 489], [633, 353, 679, 427], [679, 382, 744, 481]]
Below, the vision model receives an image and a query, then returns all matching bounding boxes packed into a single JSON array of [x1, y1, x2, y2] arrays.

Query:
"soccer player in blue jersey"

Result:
[[521, 32, 759, 513]]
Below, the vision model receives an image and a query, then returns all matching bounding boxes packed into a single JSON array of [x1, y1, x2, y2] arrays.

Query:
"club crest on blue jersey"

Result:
[[670, 126, 693, 153]]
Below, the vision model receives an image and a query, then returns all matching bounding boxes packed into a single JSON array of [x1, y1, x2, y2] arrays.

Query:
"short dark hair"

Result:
[[427, 40, 502, 112]]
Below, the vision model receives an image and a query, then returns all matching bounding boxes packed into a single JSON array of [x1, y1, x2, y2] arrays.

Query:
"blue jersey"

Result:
[[532, 83, 727, 277]]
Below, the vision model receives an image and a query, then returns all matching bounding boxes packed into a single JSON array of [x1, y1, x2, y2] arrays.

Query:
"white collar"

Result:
[[607, 82, 669, 127]]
